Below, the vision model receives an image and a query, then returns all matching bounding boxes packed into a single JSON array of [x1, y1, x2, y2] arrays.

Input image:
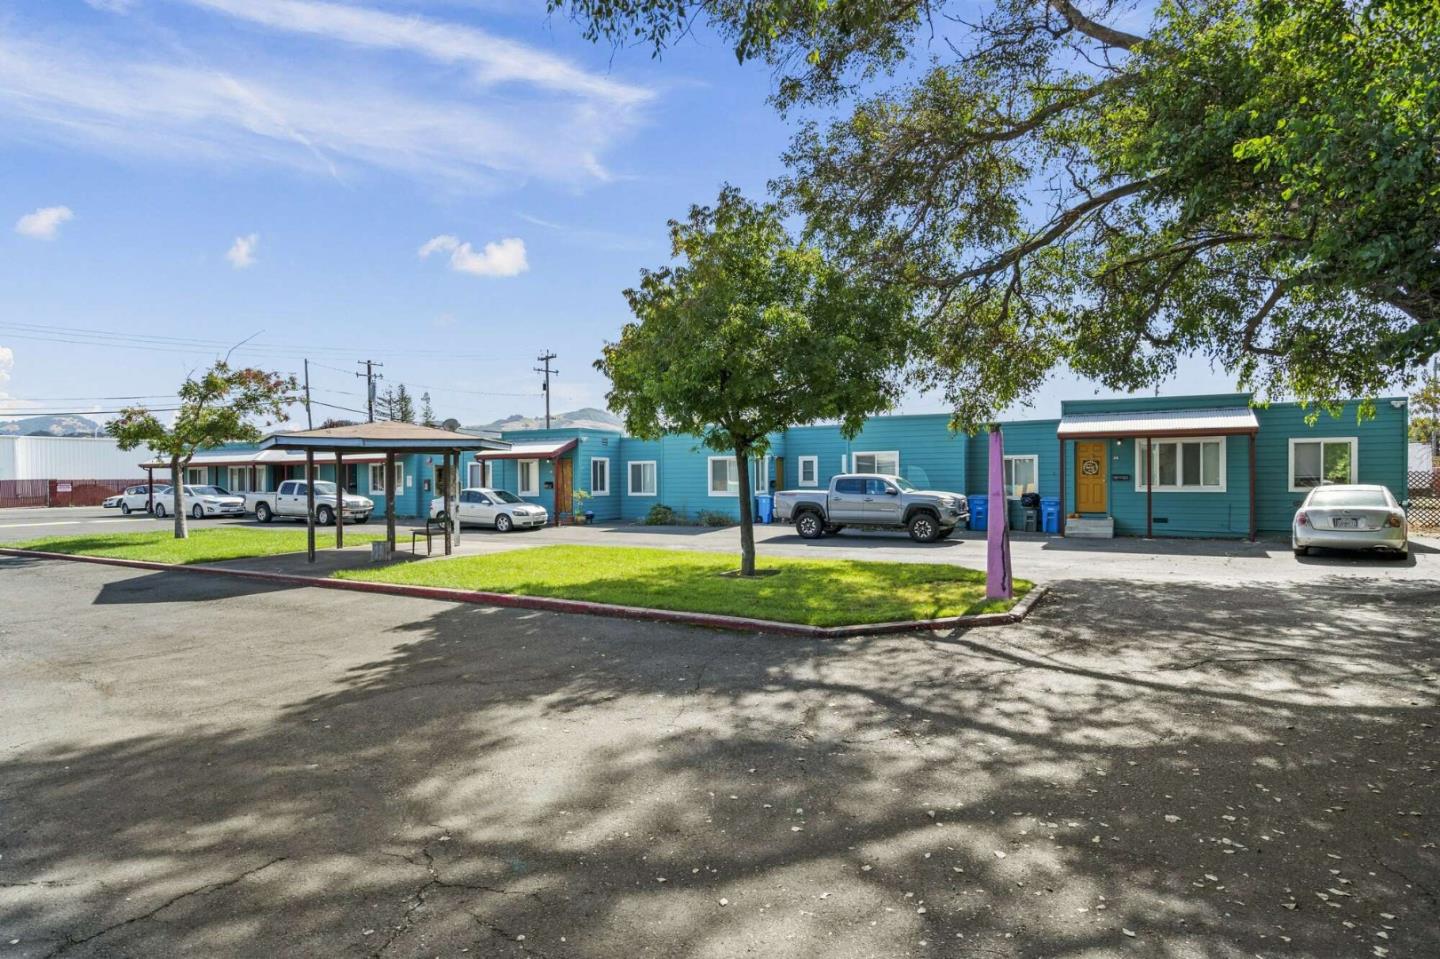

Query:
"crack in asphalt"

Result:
[[40, 857, 286, 958]]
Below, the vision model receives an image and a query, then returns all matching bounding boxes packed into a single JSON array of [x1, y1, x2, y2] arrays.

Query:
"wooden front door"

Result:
[[554, 457, 572, 522], [775, 457, 785, 492], [1075, 440, 1108, 514]]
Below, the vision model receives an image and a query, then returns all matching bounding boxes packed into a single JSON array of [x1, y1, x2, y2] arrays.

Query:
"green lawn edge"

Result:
[[9, 527, 383, 566], [334, 544, 1032, 627]]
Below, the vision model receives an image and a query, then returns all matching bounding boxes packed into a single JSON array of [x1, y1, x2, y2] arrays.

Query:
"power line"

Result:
[[0, 407, 183, 417]]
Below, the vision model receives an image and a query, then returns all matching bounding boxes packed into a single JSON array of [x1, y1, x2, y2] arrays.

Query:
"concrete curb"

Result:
[[0, 547, 1049, 638]]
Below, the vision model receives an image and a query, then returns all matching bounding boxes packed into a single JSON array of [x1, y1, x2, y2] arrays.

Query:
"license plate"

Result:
[[1333, 517, 1359, 529]]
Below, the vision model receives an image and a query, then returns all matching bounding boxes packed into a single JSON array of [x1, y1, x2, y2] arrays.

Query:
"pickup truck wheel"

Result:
[[907, 512, 941, 543], [795, 511, 824, 539], [255, 502, 272, 523], [316, 505, 334, 526]]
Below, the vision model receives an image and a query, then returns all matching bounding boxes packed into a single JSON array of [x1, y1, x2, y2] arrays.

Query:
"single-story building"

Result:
[[168, 392, 1409, 539]]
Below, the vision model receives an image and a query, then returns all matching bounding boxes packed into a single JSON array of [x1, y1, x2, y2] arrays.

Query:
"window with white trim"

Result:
[[1135, 438, 1225, 491], [1289, 437, 1356, 491], [368, 462, 404, 496], [1003, 455, 1038, 498], [590, 457, 611, 495], [226, 467, 252, 492], [186, 466, 207, 485], [467, 461, 486, 488], [517, 459, 540, 496], [798, 455, 819, 487], [628, 460, 657, 496], [852, 451, 899, 475], [708, 456, 739, 496]]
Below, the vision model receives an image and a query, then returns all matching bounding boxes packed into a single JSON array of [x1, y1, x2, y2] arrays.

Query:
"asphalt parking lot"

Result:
[[2, 515, 1437, 957]]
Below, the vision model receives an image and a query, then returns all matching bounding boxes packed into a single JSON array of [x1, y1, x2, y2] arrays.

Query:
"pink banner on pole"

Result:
[[986, 426, 1013, 600]]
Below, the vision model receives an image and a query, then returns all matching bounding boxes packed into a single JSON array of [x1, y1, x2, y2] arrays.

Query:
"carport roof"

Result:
[[474, 438, 579, 460], [1057, 406, 1260, 439], [258, 420, 511, 454], [139, 448, 391, 469]]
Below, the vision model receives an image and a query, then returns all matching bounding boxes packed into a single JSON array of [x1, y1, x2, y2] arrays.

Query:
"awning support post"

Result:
[[305, 449, 316, 563], [1057, 437, 1066, 537], [385, 452, 397, 557], [451, 451, 462, 548], [1248, 433, 1258, 542], [334, 451, 344, 550], [146, 467, 154, 514]]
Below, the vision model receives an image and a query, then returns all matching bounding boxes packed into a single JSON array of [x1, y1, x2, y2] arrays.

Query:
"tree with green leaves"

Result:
[[1412, 366, 1440, 449], [107, 362, 297, 538], [556, 0, 1440, 426], [393, 384, 417, 424], [597, 186, 914, 574]]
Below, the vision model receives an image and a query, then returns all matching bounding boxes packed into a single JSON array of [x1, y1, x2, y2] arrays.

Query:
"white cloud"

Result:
[[84, 0, 139, 11], [183, 0, 652, 106], [418, 234, 528, 278], [226, 233, 259, 268], [0, 15, 649, 188], [0, 346, 13, 385], [14, 206, 74, 240]]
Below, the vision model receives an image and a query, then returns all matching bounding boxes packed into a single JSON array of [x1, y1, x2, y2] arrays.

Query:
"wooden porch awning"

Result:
[[473, 438, 579, 461], [1057, 406, 1259, 439]]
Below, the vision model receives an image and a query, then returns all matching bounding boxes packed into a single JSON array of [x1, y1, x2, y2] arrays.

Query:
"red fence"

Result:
[[0, 478, 145, 509]]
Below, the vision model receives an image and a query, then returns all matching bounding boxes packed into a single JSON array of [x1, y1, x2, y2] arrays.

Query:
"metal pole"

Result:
[[334, 451, 344, 549], [303, 358, 313, 430], [305, 449, 316, 563], [1057, 437, 1065, 537], [452, 451, 462, 548], [534, 351, 558, 429], [1145, 436, 1153, 539], [147, 466, 154, 514], [443, 451, 454, 555], [385, 451, 396, 556]]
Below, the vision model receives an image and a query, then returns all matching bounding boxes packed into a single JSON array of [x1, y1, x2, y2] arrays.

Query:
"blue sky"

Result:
[[0, 0, 1238, 428]]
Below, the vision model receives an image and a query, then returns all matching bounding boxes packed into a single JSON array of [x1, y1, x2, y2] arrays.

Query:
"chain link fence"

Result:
[[1408, 469, 1440, 531]]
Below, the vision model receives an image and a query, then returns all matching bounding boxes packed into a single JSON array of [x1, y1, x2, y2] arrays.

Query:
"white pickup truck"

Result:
[[247, 479, 374, 525]]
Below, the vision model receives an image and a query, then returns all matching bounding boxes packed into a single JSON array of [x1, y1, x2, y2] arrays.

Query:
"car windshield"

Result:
[[1309, 489, 1390, 508], [189, 486, 229, 497], [890, 476, 916, 491], [491, 490, 523, 504]]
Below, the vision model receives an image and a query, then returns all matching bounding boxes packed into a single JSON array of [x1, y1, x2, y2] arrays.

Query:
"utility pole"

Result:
[[356, 360, 383, 423], [534, 351, 558, 429], [303, 358, 313, 429]]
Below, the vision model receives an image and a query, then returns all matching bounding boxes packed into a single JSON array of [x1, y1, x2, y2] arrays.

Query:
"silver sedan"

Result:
[[1292, 484, 1408, 559]]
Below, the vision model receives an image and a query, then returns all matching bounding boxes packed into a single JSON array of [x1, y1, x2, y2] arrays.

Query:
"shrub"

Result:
[[643, 503, 680, 526], [696, 510, 735, 528]]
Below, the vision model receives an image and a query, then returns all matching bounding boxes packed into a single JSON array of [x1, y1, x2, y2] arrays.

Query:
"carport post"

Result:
[[334, 451, 344, 549], [443, 450, 454, 556], [146, 467, 154, 514], [305, 449, 316, 563], [385, 452, 396, 556], [451, 450, 461, 548]]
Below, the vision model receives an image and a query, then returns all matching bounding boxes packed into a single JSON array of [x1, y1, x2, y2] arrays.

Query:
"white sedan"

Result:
[[152, 485, 247, 520], [1293, 484, 1408, 559], [430, 487, 548, 532]]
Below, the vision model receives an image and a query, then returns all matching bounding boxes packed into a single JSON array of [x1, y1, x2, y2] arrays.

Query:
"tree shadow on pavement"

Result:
[[1, 569, 1437, 958]]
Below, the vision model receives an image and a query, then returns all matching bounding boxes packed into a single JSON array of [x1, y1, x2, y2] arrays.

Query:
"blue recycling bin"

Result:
[[1040, 496, 1061, 534], [755, 494, 774, 524], [968, 494, 988, 531]]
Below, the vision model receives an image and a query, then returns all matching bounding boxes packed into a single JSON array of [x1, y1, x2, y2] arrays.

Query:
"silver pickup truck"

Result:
[[773, 474, 969, 542], [246, 479, 374, 526]]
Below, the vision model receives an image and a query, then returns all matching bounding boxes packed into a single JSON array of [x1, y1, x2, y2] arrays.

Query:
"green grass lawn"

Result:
[[334, 544, 1031, 627], [9, 527, 384, 566]]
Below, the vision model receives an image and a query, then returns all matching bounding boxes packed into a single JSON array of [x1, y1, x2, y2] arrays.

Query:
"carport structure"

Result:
[[259, 421, 509, 562]]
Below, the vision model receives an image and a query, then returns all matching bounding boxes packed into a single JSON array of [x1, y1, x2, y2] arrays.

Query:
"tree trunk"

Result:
[[734, 444, 755, 576], [171, 455, 189, 540]]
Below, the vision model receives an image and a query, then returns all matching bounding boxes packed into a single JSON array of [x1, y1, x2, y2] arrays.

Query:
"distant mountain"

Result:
[[0, 414, 104, 437], [470, 406, 623, 433]]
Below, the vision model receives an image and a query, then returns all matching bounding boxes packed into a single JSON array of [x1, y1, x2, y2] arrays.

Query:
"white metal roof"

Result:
[[475, 438, 579, 460], [140, 448, 389, 469], [1057, 406, 1259, 438]]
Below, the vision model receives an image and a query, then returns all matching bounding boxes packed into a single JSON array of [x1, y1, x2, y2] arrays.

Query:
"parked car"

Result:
[[247, 480, 374, 525], [101, 492, 124, 509], [150, 485, 246, 520], [773, 473, 969, 542], [1293, 484, 1408, 558], [117, 484, 168, 515], [430, 487, 548, 532]]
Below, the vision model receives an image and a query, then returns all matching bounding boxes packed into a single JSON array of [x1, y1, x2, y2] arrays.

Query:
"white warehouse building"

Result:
[[0, 435, 153, 482]]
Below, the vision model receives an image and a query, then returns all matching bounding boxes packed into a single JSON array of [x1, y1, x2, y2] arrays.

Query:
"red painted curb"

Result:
[[0, 547, 1048, 638]]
